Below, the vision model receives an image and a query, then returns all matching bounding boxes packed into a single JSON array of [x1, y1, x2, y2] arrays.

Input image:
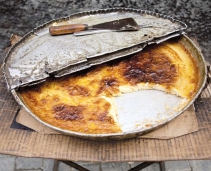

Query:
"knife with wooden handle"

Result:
[[49, 18, 139, 36]]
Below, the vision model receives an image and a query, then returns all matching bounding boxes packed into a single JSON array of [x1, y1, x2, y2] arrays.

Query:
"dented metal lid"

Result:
[[3, 8, 187, 90]]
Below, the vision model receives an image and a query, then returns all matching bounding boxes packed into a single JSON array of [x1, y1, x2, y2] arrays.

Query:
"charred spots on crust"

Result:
[[67, 85, 90, 96], [123, 50, 177, 85], [97, 77, 119, 95], [53, 104, 84, 121], [24, 93, 39, 105], [98, 112, 113, 122], [104, 78, 118, 87], [88, 98, 113, 122]]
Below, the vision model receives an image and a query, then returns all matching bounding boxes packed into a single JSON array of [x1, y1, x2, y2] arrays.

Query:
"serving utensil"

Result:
[[49, 17, 139, 36]]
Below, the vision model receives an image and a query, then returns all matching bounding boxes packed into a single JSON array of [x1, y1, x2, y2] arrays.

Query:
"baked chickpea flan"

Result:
[[19, 39, 200, 134]]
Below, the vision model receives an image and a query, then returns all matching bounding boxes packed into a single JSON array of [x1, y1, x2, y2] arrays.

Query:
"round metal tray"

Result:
[[3, 8, 206, 140], [11, 34, 207, 140]]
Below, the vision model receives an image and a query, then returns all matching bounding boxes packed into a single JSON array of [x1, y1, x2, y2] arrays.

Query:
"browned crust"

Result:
[[19, 40, 200, 134]]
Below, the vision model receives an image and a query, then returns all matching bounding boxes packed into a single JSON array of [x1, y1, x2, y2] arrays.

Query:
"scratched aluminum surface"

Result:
[[3, 8, 187, 90], [11, 35, 207, 140]]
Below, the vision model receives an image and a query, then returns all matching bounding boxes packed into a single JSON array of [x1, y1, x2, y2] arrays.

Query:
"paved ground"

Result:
[[0, 153, 211, 171]]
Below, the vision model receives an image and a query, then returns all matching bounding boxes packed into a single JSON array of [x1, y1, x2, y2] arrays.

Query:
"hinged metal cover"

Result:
[[3, 8, 187, 90]]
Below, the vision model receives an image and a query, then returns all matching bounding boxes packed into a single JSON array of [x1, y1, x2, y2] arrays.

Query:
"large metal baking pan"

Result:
[[11, 34, 207, 140], [3, 8, 206, 140]]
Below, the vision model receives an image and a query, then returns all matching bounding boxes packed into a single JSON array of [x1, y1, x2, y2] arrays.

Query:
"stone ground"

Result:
[[0, 154, 211, 171], [1, 0, 211, 171], [1, 153, 211, 171]]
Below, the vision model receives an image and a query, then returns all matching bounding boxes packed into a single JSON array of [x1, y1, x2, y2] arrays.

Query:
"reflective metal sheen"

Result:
[[3, 8, 187, 90]]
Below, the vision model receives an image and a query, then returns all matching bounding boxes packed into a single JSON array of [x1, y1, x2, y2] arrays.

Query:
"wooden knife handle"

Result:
[[49, 24, 88, 36]]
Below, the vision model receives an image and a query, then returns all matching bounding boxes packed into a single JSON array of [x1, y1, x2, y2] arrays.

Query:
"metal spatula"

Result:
[[49, 17, 139, 36]]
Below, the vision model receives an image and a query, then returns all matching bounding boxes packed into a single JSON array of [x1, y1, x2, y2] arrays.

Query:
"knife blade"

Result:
[[73, 24, 172, 36], [49, 18, 139, 36]]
